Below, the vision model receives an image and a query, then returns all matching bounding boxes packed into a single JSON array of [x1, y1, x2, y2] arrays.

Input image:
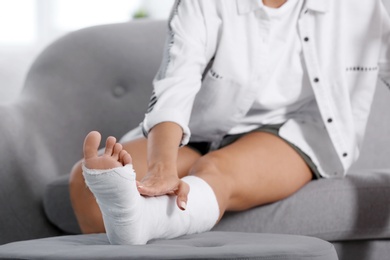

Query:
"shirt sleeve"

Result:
[[378, 2, 390, 88], [142, 0, 210, 146]]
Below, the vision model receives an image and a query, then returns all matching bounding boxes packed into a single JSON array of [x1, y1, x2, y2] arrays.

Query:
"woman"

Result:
[[69, 0, 390, 245]]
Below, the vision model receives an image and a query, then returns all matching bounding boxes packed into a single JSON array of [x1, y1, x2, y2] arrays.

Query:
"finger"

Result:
[[137, 175, 180, 196], [137, 182, 169, 197], [137, 184, 157, 196], [175, 180, 190, 211]]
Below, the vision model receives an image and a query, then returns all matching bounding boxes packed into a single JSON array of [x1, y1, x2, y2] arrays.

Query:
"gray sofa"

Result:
[[0, 20, 390, 259]]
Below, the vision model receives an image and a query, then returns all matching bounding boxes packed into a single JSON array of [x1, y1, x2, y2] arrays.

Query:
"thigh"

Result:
[[122, 137, 201, 180], [194, 132, 313, 212]]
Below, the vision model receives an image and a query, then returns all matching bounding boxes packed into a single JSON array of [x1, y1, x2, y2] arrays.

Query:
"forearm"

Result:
[[147, 122, 183, 175]]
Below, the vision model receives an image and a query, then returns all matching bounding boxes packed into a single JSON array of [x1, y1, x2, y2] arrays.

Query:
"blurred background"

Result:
[[0, 0, 389, 104], [0, 0, 174, 103]]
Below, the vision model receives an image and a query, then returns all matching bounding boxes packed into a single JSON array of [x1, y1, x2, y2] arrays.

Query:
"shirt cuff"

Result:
[[142, 109, 191, 147]]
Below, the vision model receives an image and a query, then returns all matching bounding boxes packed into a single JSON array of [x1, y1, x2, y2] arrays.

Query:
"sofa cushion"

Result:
[[43, 175, 81, 234], [44, 169, 390, 241], [0, 232, 338, 260], [214, 169, 390, 241]]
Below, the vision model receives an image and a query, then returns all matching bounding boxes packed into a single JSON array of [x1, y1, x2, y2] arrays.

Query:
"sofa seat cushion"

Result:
[[0, 232, 338, 260], [44, 169, 390, 241]]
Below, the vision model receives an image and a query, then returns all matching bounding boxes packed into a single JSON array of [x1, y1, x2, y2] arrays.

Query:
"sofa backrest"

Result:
[[351, 82, 390, 171]]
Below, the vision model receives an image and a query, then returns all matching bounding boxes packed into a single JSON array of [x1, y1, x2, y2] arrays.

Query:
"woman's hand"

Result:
[[142, 122, 189, 210], [137, 166, 190, 210]]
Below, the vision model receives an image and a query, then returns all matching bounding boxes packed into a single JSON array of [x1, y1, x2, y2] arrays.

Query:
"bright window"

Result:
[[0, 0, 174, 47], [0, 0, 36, 45], [53, 0, 142, 31]]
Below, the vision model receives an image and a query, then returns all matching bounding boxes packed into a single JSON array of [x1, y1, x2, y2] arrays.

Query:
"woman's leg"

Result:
[[69, 133, 201, 234], [193, 131, 313, 219], [75, 130, 312, 244]]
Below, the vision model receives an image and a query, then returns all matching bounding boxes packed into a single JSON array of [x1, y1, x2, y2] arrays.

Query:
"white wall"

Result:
[[0, 0, 174, 104], [141, 0, 175, 19]]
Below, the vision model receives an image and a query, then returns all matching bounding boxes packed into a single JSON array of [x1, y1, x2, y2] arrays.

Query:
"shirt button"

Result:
[[327, 118, 333, 123], [343, 153, 348, 157], [304, 37, 309, 42], [314, 78, 320, 83]]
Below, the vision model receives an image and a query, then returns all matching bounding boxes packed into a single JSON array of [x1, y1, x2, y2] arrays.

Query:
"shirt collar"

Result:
[[236, 0, 330, 15], [236, 0, 263, 15], [304, 0, 330, 13]]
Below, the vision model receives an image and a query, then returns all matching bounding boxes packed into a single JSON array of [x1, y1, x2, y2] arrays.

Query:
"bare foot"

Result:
[[81, 131, 218, 245], [83, 131, 132, 170]]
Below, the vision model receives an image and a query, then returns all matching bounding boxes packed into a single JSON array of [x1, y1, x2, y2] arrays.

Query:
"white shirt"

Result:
[[229, 0, 315, 134], [121, 0, 390, 178]]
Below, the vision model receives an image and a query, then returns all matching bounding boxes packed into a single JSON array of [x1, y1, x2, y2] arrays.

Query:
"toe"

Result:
[[112, 143, 123, 160], [120, 150, 132, 165], [104, 136, 117, 156], [83, 131, 101, 160]]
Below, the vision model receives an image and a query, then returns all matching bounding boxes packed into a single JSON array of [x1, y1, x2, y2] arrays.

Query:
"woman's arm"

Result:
[[142, 0, 213, 146], [147, 122, 182, 173], [137, 122, 190, 210], [137, 1, 216, 208]]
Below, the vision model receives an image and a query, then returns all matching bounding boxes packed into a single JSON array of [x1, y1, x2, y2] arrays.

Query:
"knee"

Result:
[[190, 156, 220, 176], [189, 155, 233, 188], [189, 155, 234, 213]]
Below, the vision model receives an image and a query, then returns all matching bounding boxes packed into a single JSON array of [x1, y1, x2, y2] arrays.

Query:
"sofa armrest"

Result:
[[0, 105, 62, 244], [0, 20, 167, 244]]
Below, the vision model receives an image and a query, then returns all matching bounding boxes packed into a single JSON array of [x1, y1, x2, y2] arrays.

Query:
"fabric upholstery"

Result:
[[333, 240, 390, 260], [214, 169, 390, 241], [0, 232, 338, 260]]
